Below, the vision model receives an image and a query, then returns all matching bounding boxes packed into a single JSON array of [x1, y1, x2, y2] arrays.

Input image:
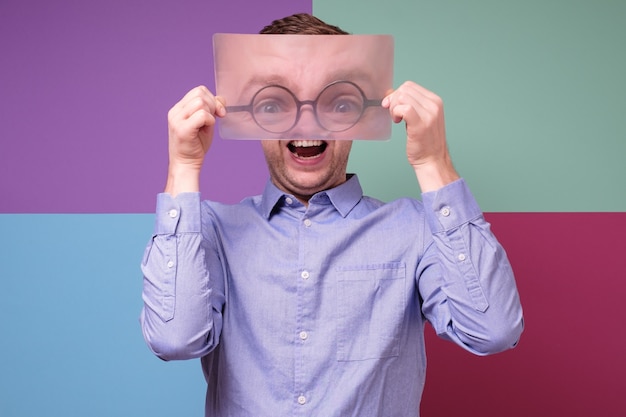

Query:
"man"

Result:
[[141, 13, 523, 417]]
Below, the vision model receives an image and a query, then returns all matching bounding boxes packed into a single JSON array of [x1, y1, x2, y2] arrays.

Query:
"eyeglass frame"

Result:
[[224, 80, 383, 134]]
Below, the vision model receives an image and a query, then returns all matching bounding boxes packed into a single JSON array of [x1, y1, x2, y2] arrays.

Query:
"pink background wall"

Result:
[[422, 212, 626, 416]]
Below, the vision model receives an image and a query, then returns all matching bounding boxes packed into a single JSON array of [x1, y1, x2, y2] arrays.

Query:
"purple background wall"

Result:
[[0, 0, 299, 213]]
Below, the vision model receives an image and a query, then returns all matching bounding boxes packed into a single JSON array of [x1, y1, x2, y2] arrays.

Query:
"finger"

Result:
[[384, 81, 441, 112], [171, 86, 219, 121], [389, 103, 413, 124], [215, 96, 227, 117], [187, 107, 217, 132], [386, 84, 443, 127], [386, 90, 422, 124], [397, 81, 440, 103], [168, 97, 219, 140]]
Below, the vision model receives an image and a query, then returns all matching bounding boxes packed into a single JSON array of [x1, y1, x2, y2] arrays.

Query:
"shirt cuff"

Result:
[[154, 192, 202, 235], [421, 178, 483, 233]]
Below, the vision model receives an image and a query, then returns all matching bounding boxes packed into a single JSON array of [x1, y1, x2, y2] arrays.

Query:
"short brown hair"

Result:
[[259, 13, 349, 35]]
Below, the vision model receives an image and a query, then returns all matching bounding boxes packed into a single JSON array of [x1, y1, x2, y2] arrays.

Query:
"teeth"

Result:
[[289, 140, 323, 147]]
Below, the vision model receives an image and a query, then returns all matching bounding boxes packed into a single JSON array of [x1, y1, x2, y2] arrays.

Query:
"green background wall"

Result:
[[316, 0, 626, 211]]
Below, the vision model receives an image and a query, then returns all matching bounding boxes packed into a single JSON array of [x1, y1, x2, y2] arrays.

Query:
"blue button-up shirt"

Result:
[[141, 175, 523, 417]]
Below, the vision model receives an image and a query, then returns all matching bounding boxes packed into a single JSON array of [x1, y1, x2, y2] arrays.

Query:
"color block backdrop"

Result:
[[1, 0, 624, 416]]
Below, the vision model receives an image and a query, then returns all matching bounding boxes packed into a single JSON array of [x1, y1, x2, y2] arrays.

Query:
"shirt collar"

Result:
[[260, 174, 363, 219]]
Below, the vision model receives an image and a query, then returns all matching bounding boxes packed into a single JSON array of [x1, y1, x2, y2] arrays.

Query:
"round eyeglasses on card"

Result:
[[225, 80, 382, 134]]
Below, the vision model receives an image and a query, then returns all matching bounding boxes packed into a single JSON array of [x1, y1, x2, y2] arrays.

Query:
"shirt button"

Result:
[[301, 270, 310, 280], [285, 197, 293, 205], [167, 260, 174, 268], [297, 395, 306, 405], [303, 219, 312, 227], [299, 331, 308, 340], [458, 253, 467, 261], [440, 207, 451, 217], [168, 209, 178, 218]]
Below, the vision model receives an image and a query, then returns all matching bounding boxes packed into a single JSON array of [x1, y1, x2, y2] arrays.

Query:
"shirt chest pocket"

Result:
[[336, 262, 406, 361]]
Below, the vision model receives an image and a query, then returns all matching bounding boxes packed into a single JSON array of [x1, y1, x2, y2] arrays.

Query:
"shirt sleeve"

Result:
[[418, 179, 524, 355], [140, 192, 225, 361]]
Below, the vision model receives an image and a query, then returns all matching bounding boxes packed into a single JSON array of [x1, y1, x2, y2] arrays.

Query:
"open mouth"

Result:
[[287, 140, 328, 159]]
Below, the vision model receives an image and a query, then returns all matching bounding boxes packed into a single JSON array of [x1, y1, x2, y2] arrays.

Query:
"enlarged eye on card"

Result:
[[213, 33, 394, 141]]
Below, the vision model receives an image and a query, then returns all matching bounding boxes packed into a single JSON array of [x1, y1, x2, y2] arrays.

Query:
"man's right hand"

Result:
[[165, 86, 226, 196]]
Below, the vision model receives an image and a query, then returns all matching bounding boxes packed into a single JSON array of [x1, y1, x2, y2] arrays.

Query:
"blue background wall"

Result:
[[1, 0, 625, 416]]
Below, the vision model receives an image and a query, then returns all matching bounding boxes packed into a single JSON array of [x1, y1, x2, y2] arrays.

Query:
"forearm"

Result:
[[419, 179, 523, 355], [140, 193, 224, 360]]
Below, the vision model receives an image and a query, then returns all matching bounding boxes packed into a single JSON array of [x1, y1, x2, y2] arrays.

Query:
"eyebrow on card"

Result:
[[237, 70, 376, 95]]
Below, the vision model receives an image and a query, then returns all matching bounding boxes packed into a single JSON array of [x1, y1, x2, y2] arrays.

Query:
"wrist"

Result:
[[412, 157, 460, 193], [165, 162, 202, 197]]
